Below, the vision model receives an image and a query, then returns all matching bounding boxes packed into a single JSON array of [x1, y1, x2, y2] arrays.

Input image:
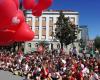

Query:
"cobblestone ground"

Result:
[[0, 70, 24, 80]]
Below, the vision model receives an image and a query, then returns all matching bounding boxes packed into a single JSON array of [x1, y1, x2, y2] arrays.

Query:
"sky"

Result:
[[49, 0, 100, 39]]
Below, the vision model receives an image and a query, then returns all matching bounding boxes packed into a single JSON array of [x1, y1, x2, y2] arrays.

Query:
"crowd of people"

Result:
[[0, 48, 100, 80]]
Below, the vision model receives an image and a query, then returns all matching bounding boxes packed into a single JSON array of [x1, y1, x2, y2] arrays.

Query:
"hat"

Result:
[[62, 59, 66, 64]]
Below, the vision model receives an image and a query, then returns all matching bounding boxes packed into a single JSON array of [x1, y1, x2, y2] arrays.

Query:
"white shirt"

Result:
[[25, 64, 29, 71], [90, 73, 99, 80], [82, 67, 89, 77]]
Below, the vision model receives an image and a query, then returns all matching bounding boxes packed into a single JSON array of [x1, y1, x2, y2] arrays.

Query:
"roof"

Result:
[[25, 9, 79, 15], [46, 9, 76, 12]]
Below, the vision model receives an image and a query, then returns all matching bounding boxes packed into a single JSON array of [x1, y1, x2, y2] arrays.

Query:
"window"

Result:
[[42, 17, 46, 26], [49, 17, 53, 22], [42, 17, 46, 21], [70, 17, 75, 24], [35, 26, 39, 36], [42, 27, 46, 39], [49, 26, 53, 36], [28, 43, 31, 47], [42, 27, 46, 36], [35, 17, 39, 26], [35, 43, 38, 47], [35, 26, 39, 39], [35, 17, 39, 21], [26, 17, 32, 29], [49, 17, 53, 26]]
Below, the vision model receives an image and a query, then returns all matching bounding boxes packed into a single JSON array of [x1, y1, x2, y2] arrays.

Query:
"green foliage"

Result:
[[55, 11, 78, 48], [94, 36, 100, 49], [79, 39, 86, 48]]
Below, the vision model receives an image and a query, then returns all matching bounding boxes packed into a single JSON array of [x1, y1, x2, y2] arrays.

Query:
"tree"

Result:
[[94, 36, 100, 50], [55, 11, 78, 49], [79, 39, 86, 48]]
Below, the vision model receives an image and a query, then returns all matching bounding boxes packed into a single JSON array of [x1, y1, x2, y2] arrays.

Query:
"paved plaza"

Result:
[[0, 70, 24, 80]]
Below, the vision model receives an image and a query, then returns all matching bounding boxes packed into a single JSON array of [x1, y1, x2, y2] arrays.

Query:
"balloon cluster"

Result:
[[0, 0, 53, 46]]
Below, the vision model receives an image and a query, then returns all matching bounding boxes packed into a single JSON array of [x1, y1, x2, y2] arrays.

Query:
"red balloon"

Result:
[[32, 9, 42, 17], [14, 22, 34, 42], [0, 17, 12, 30], [17, 9, 25, 23], [38, 0, 53, 10], [0, 10, 25, 30], [32, 0, 52, 17], [0, 21, 21, 35], [0, 40, 14, 46], [0, 0, 17, 18], [0, 26, 17, 46], [23, 0, 36, 10], [12, 9, 25, 25], [13, 0, 20, 9], [32, 0, 53, 11], [0, 0, 18, 29], [0, 29, 16, 41]]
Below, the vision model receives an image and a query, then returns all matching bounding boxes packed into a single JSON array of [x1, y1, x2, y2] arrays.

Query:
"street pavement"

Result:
[[0, 70, 24, 80]]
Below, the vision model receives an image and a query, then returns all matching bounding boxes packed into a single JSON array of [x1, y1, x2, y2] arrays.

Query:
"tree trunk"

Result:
[[61, 42, 63, 49], [60, 41, 63, 54]]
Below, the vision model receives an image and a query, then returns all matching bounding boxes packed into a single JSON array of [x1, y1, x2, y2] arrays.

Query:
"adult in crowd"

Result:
[[0, 48, 100, 80]]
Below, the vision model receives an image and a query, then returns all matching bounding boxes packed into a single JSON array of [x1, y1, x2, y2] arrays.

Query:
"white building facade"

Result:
[[24, 10, 80, 54]]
